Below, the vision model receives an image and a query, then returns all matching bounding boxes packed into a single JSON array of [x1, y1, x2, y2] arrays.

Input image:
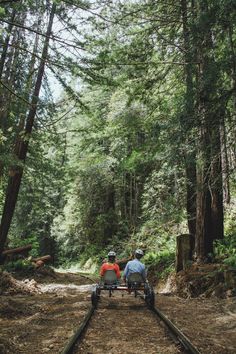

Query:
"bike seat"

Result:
[[127, 272, 145, 286], [102, 269, 118, 285]]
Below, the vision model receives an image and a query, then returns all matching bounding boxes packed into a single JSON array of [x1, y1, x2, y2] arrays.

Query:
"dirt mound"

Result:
[[0, 337, 19, 354], [0, 270, 41, 295], [11, 265, 57, 283], [174, 264, 236, 298], [11, 266, 96, 286]]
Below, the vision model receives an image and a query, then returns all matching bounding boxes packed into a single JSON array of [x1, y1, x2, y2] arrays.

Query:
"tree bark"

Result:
[[0, 3, 56, 256], [176, 234, 195, 272], [2, 244, 32, 255], [0, 9, 16, 78], [220, 120, 230, 204], [32, 255, 51, 263], [195, 0, 224, 261], [0, 10, 17, 177], [181, 0, 197, 239]]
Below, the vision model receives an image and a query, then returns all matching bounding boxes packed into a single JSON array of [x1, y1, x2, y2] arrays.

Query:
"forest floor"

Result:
[[0, 267, 235, 354]]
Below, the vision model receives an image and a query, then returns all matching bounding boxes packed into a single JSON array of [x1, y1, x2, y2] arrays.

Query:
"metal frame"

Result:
[[91, 271, 155, 307]]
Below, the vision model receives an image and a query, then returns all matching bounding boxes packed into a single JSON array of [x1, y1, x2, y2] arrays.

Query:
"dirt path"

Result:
[[0, 272, 94, 354], [157, 294, 236, 354], [0, 289, 92, 353], [0, 272, 236, 354]]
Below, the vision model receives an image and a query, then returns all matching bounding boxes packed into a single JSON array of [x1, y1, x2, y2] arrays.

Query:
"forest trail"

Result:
[[0, 272, 236, 354], [75, 293, 182, 354]]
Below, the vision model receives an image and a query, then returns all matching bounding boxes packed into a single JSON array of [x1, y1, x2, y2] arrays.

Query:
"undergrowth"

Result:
[[214, 233, 236, 269], [3, 259, 34, 273], [144, 250, 175, 279]]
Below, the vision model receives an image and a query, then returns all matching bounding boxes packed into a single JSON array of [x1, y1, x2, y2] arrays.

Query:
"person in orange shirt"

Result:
[[100, 251, 121, 279]]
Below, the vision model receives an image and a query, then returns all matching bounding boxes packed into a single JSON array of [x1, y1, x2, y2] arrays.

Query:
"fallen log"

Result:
[[2, 244, 32, 256], [34, 260, 45, 268], [32, 255, 51, 263]]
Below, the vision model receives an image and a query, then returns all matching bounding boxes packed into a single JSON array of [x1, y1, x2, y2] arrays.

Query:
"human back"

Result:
[[100, 251, 120, 279], [123, 249, 146, 282]]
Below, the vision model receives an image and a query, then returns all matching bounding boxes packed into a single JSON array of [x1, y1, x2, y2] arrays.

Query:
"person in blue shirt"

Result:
[[123, 249, 147, 282]]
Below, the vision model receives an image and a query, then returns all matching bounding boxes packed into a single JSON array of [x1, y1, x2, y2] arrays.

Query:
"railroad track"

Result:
[[60, 292, 200, 354]]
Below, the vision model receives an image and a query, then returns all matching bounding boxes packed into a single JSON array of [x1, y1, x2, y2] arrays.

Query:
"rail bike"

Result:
[[91, 270, 155, 308]]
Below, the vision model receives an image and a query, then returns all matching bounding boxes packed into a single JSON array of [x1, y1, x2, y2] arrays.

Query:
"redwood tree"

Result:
[[0, 3, 56, 256]]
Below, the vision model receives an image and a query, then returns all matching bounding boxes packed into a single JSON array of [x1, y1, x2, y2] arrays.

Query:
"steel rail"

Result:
[[60, 305, 96, 354], [60, 293, 200, 354], [151, 306, 200, 354], [137, 291, 200, 354]]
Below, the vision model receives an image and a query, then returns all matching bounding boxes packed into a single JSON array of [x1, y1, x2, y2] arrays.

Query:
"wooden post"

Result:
[[176, 234, 195, 272]]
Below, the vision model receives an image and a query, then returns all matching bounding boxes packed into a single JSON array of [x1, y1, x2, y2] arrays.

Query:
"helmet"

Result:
[[135, 249, 144, 258], [108, 251, 116, 257]]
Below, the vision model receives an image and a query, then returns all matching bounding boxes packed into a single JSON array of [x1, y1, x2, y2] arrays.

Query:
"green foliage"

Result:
[[1, 0, 236, 272], [9, 234, 39, 258], [0, 7, 5, 16], [223, 256, 236, 269], [7, 126, 67, 259], [142, 166, 186, 226], [134, 217, 186, 252], [144, 250, 175, 279], [213, 203, 236, 269], [3, 259, 34, 273], [214, 234, 236, 269], [79, 244, 103, 265]]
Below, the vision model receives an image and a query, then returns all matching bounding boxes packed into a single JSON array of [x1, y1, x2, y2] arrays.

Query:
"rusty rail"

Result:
[[60, 305, 96, 354], [60, 291, 200, 354]]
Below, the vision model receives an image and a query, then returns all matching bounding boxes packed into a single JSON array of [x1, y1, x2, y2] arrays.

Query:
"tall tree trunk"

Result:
[[228, 24, 236, 89], [220, 119, 230, 204], [228, 24, 236, 165], [195, 0, 224, 261], [186, 159, 196, 236], [181, 0, 196, 238], [14, 14, 42, 151], [209, 119, 224, 243], [0, 10, 16, 180], [0, 9, 16, 78], [195, 108, 212, 259], [0, 3, 56, 257]]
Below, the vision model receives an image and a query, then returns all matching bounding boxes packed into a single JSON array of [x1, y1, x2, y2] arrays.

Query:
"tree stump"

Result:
[[224, 269, 236, 289], [176, 234, 195, 272]]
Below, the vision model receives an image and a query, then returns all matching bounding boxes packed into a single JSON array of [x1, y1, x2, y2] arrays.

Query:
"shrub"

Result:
[[4, 259, 34, 272], [214, 233, 236, 269], [9, 234, 40, 258], [144, 249, 175, 278]]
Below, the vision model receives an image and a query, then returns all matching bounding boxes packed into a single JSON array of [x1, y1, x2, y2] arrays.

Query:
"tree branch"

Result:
[[0, 0, 19, 3], [0, 18, 86, 51], [0, 80, 36, 110]]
